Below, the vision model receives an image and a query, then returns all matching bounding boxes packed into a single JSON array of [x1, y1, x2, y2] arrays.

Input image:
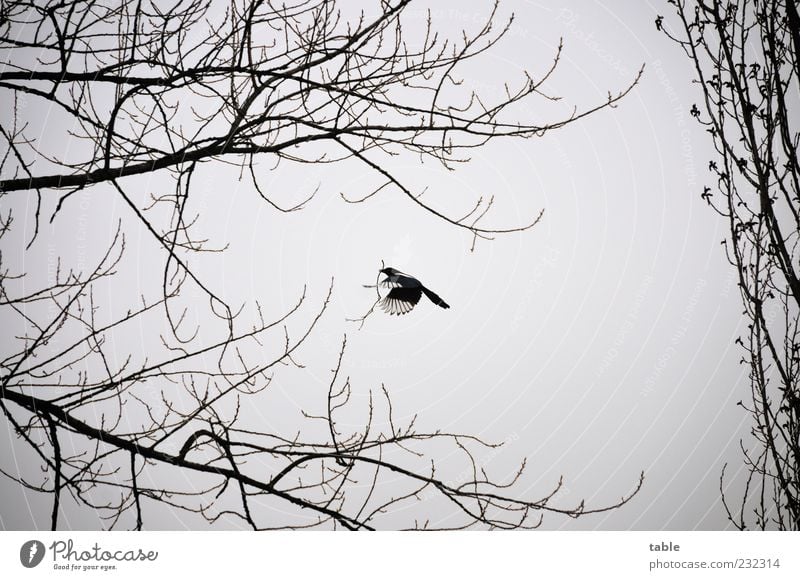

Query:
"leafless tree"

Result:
[[660, 0, 800, 530], [1, 0, 643, 530]]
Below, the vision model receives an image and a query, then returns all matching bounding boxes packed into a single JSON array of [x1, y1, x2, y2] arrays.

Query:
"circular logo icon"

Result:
[[20, 540, 45, 568]]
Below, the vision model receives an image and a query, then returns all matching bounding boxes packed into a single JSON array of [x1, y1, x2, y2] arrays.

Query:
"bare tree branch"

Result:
[[662, 0, 800, 530], [0, 0, 643, 530]]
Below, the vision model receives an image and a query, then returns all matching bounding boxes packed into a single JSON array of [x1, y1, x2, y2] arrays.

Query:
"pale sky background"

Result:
[[0, 0, 756, 530]]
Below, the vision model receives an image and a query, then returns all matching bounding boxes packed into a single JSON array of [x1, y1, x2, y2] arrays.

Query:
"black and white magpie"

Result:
[[378, 267, 450, 315]]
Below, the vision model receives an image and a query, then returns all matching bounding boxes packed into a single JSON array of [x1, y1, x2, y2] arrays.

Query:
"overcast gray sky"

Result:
[[0, 0, 754, 530]]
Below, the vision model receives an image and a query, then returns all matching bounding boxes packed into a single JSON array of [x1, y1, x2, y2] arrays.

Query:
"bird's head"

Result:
[[380, 267, 398, 276]]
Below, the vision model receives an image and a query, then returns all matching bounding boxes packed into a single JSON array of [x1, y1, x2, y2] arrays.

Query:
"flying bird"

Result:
[[378, 267, 450, 315]]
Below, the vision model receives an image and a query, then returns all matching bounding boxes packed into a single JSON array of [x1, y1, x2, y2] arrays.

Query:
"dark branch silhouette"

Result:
[[661, 0, 800, 530], [1, 0, 643, 530]]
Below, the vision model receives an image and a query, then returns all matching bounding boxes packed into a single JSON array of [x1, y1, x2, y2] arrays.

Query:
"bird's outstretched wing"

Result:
[[380, 287, 422, 315]]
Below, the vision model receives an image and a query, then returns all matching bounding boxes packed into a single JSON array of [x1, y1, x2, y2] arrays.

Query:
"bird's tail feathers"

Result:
[[422, 287, 450, 309]]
